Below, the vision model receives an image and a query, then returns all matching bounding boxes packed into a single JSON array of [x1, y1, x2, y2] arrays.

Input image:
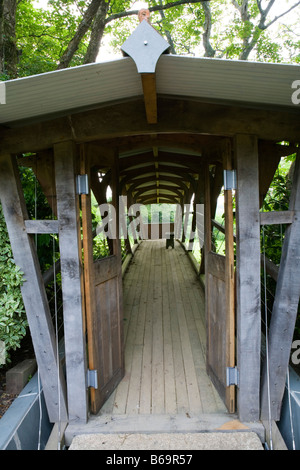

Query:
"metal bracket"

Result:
[[76, 174, 89, 195], [226, 366, 239, 387], [87, 369, 98, 389], [224, 170, 237, 190]]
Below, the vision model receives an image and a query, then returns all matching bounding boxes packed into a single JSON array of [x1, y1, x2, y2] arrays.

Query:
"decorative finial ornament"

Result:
[[121, 10, 170, 73], [138, 8, 151, 23]]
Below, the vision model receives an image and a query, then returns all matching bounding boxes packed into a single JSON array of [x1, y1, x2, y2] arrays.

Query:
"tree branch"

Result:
[[262, 1, 300, 31], [104, 0, 205, 24], [56, 0, 102, 70], [157, 0, 176, 55]]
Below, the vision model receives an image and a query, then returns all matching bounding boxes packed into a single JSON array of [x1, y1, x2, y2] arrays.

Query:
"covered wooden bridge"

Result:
[[0, 13, 299, 447]]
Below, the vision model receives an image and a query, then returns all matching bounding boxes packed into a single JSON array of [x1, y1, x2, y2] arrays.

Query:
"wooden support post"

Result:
[[223, 141, 236, 413], [235, 134, 261, 422], [261, 148, 300, 421], [0, 154, 68, 423], [54, 141, 88, 424], [79, 144, 98, 412], [187, 172, 203, 252], [127, 192, 139, 244], [204, 163, 212, 368]]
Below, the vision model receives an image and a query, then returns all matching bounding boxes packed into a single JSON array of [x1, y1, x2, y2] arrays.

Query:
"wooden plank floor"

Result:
[[99, 240, 227, 417]]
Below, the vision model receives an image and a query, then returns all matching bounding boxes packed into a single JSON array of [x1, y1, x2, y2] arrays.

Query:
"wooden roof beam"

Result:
[[133, 184, 183, 200], [125, 174, 191, 192]]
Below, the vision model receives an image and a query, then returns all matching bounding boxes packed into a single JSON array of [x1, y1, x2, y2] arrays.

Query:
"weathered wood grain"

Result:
[[54, 141, 88, 424], [24, 219, 59, 234], [259, 210, 294, 226], [235, 134, 261, 422]]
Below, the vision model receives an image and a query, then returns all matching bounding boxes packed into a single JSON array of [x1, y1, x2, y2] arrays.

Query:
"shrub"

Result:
[[0, 203, 27, 365]]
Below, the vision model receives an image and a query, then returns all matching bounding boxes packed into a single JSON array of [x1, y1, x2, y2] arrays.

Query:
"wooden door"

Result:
[[205, 157, 236, 413], [81, 149, 124, 414], [89, 253, 124, 413]]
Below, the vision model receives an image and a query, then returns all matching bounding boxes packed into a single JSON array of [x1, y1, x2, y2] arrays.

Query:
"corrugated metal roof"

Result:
[[156, 55, 299, 109], [0, 54, 298, 127]]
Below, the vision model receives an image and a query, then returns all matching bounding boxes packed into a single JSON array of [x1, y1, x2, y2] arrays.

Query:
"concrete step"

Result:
[[68, 431, 264, 451]]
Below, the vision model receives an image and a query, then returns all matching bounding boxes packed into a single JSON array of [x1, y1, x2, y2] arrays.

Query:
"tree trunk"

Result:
[[56, 0, 103, 70], [0, 0, 18, 78], [83, 0, 110, 64], [202, 1, 215, 57]]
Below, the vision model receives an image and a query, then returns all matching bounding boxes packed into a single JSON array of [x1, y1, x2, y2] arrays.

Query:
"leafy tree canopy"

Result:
[[0, 0, 299, 79]]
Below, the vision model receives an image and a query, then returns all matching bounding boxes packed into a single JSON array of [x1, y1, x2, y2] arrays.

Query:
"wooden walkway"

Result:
[[100, 239, 227, 417]]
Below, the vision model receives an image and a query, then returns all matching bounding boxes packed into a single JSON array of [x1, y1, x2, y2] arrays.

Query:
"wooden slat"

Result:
[[206, 252, 226, 281], [139, 242, 155, 414], [0, 153, 68, 423], [261, 149, 300, 421], [259, 210, 294, 226], [54, 141, 88, 424], [24, 219, 59, 234], [94, 255, 118, 284], [235, 134, 261, 422]]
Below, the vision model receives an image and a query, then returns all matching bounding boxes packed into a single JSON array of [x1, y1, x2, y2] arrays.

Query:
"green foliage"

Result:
[[2, 0, 297, 80], [261, 154, 300, 341], [93, 235, 111, 260], [0, 204, 27, 365], [262, 156, 294, 261], [18, 165, 56, 271], [16, 0, 89, 77]]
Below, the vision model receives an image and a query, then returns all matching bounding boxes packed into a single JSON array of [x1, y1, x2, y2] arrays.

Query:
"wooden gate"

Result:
[[81, 150, 124, 414], [204, 158, 236, 413]]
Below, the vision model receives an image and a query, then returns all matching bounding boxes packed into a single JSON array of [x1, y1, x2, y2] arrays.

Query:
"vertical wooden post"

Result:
[[54, 141, 88, 424], [223, 140, 236, 413], [80, 144, 98, 410], [110, 152, 125, 378], [0, 153, 68, 423], [187, 173, 203, 252], [235, 134, 261, 422], [261, 148, 300, 421], [204, 163, 212, 371]]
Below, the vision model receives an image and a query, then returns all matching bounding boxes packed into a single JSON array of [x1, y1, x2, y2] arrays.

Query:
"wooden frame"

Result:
[[0, 153, 68, 423], [261, 148, 300, 421]]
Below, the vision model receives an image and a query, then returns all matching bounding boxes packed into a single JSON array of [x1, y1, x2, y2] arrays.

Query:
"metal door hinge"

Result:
[[87, 369, 98, 389], [226, 366, 239, 387], [76, 174, 89, 195], [224, 170, 236, 190]]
